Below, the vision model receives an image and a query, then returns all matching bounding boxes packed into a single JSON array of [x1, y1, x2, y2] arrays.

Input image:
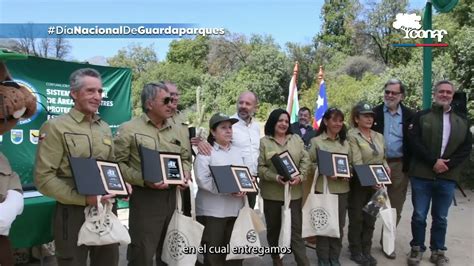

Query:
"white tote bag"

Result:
[[302, 167, 340, 238], [278, 183, 291, 258], [379, 192, 396, 255], [226, 198, 262, 260], [77, 198, 131, 246], [161, 186, 204, 266]]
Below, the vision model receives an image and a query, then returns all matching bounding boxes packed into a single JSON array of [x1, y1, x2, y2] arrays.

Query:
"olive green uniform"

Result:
[[347, 128, 388, 256], [114, 113, 191, 266], [34, 108, 118, 266], [0, 153, 23, 266], [258, 134, 310, 266], [308, 132, 361, 261]]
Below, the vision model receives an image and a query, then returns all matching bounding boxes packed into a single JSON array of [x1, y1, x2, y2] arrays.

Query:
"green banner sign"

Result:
[[2, 56, 132, 186]]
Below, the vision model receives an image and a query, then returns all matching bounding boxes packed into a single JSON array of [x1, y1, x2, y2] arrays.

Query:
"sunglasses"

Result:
[[384, 90, 401, 96], [163, 97, 171, 105]]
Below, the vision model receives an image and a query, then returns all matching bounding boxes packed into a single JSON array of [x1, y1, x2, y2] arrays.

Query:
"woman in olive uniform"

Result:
[[308, 108, 360, 266], [258, 108, 310, 266], [347, 102, 390, 266]]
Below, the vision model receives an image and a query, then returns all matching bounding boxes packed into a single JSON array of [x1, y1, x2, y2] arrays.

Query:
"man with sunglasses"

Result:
[[372, 79, 415, 259], [407, 80, 471, 266], [114, 82, 191, 266]]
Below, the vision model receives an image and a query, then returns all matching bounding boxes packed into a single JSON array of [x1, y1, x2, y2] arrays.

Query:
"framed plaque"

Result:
[[317, 150, 350, 178], [332, 153, 350, 178], [370, 165, 391, 185], [160, 153, 185, 185], [139, 145, 163, 183], [231, 166, 257, 192], [271, 151, 300, 182], [96, 161, 128, 196]]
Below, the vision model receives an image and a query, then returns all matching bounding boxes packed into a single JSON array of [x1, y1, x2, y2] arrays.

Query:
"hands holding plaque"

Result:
[[209, 165, 257, 193], [317, 149, 351, 179], [69, 157, 129, 196], [139, 145, 185, 185], [271, 151, 301, 182], [354, 164, 391, 186]]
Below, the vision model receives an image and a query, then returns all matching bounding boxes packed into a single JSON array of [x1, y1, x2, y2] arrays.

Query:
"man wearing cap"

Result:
[[35, 68, 119, 266], [114, 82, 191, 266], [372, 79, 415, 259], [407, 80, 471, 266], [196, 91, 260, 208], [290, 107, 316, 149], [0, 50, 35, 266]]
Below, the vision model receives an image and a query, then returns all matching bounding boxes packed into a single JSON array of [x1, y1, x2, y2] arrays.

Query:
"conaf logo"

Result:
[[393, 13, 447, 42]]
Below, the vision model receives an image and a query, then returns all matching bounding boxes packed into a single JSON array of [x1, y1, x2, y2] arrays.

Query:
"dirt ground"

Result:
[[21, 187, 474, 266]]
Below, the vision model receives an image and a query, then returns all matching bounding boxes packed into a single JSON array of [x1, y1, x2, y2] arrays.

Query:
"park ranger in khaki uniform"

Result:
[[34, 68, 119, 266], [114, 82, 191, 266]]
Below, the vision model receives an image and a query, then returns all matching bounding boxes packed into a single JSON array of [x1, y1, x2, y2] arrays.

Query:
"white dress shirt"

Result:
[[194, 143, 245, 217], [231, 114, 260, 176]]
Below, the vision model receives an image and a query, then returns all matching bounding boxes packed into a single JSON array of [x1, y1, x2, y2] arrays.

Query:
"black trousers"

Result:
[[197, 216, 242, 266], [263, 198, 309, 266]]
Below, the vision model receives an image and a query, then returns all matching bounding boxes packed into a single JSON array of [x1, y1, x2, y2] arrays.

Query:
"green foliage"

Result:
[[317, 0, 358, 55], [167, 36, 210, 72]]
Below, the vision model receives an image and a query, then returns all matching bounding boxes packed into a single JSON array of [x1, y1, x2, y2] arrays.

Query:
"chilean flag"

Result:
[[313, 79, 327, 130]]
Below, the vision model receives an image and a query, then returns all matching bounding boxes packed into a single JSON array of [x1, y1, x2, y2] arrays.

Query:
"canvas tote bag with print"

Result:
[[77, 197, 131, 246], [226, 197, 262, 260], [302, 167, 340, 238], [161, 187, 204, 266], [277, 183, 292, 258]]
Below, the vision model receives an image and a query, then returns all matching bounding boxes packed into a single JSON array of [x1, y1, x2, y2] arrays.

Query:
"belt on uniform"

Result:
[[387, 157, 403, 163]]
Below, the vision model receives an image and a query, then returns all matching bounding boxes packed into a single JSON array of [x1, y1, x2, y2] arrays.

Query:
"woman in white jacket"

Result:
[[194, 113, 247, 266]]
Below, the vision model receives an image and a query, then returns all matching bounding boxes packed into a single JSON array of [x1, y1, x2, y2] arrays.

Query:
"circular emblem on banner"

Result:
[[166, 230, 189, 261], [14, 79, 42, 125], [310, 208, 330, 231], [246, 229, 257, 243]]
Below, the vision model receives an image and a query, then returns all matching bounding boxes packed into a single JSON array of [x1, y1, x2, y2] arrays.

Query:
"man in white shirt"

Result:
[[197, 91, 260, 208]]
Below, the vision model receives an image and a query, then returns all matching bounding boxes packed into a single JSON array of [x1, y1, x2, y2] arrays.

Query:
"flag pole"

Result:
[[318, 65, 324, 84], [287, 61, 299, 113]]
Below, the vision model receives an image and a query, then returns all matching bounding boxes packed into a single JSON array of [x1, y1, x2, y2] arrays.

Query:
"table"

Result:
[[9, 195, 55, 248]]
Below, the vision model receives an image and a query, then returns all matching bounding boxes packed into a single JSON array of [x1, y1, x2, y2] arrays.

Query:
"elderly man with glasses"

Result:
[[114, 82, 191, 266], [372, 79, 415, 259]]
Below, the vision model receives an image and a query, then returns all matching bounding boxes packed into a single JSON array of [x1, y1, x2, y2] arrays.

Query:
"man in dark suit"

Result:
[[291, 107, 316, 149], [372, 79, 415, 259]]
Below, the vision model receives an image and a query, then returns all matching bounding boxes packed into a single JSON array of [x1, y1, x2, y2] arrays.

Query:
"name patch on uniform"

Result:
[[103, 138, 112, 145]]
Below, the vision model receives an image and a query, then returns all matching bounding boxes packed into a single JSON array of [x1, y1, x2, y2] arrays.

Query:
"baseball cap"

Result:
[[209, 113, 239, 128], [355, 101, 375, 115]]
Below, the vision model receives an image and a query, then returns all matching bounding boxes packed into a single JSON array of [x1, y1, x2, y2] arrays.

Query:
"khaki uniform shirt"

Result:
[[308, 132, 360, 194], [258, 134, 310, 201], [114, 113, 191, 187], [347, 127, 388, 168], [0, 153, 22, 203], [34, 108, 114, 206]]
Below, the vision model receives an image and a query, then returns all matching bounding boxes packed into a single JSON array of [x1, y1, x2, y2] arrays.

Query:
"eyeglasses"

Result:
[[384, 90, 402, 96], [163, 97, 171, 105]]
